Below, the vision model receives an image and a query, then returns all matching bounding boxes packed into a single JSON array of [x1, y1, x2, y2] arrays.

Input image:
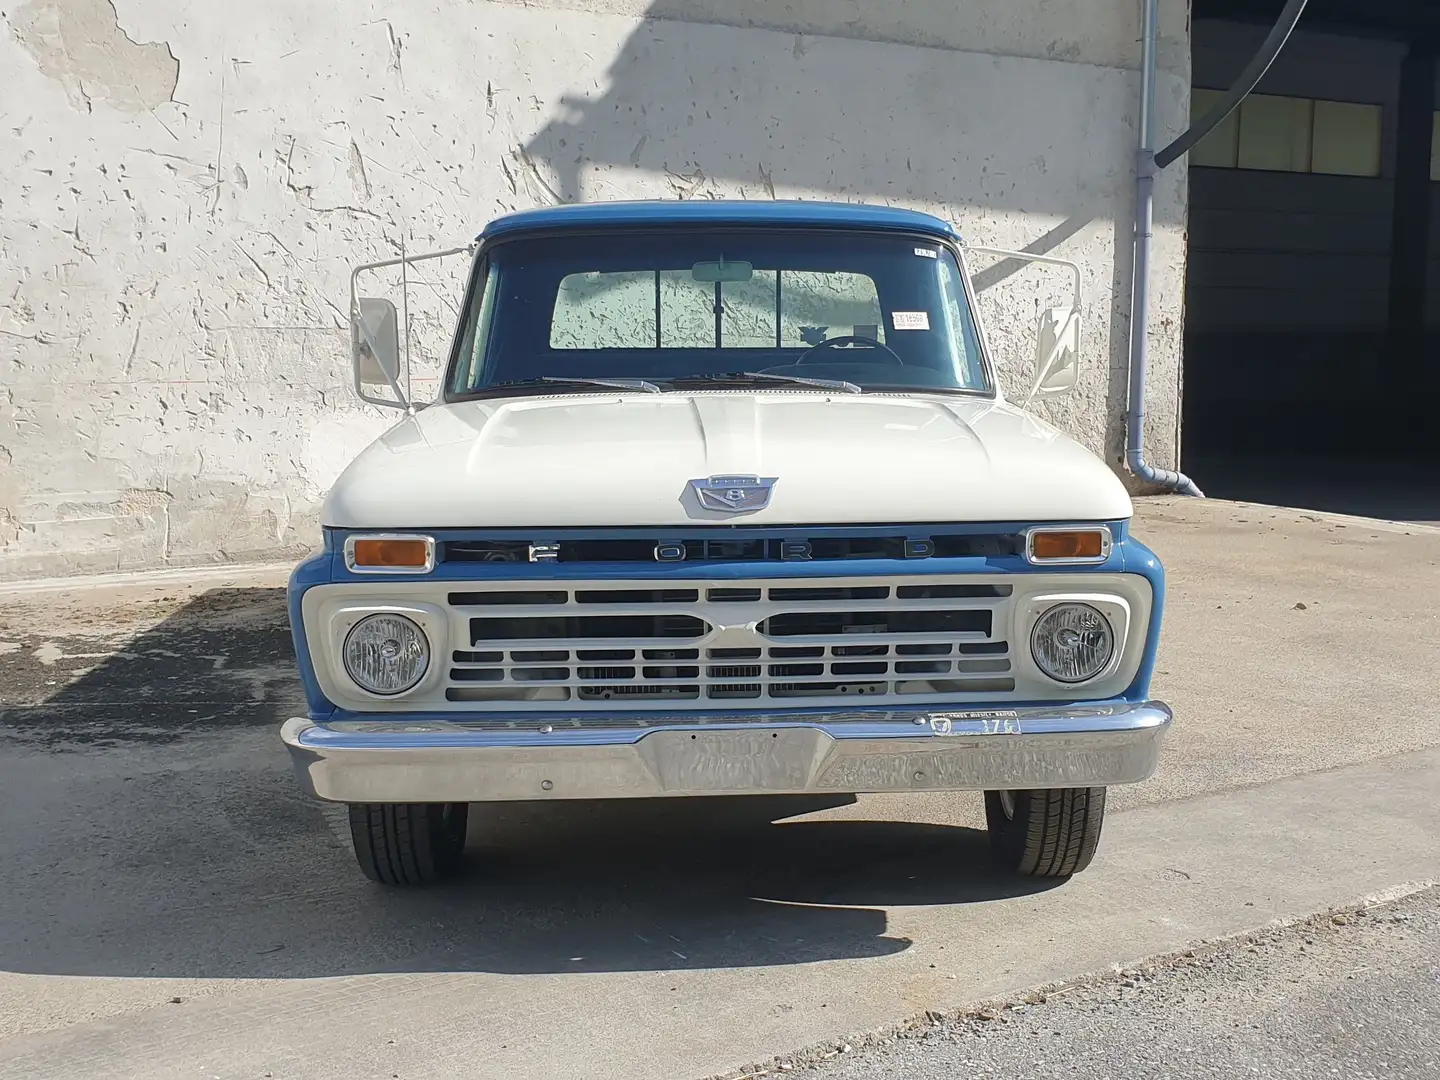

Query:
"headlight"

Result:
[[1030, 603, 1114, 683], [343, 613, 430, 695]]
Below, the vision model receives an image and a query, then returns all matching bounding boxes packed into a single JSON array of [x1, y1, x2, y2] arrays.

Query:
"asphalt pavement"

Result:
[[788, 886, 1440, 1080], [0, 496, 1436, 1079]]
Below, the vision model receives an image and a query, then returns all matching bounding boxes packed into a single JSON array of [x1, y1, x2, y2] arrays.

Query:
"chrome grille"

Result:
[[443, 581, 1015, 707]]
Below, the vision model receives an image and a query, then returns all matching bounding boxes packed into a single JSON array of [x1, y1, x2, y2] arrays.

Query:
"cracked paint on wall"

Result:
[[10, 0, 179, 112], [0, 0, 1191, 580]]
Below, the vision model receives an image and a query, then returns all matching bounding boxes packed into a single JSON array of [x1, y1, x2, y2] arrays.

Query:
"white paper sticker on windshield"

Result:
[[892, 311, 930, 331], [914, 247, 938, 258]]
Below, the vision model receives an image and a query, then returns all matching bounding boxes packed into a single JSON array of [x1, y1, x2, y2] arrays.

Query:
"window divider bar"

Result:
[[713, 281, 722, 349], [775, 270, 782, 348]]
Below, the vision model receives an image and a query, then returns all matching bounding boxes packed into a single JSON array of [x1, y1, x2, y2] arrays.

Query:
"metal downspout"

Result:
[[1126, 0, 1204, 496], [1126, 0, 1311, 495]]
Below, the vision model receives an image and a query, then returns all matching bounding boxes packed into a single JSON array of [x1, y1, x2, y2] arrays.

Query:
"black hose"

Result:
[[1155, 0, 1311, 169]]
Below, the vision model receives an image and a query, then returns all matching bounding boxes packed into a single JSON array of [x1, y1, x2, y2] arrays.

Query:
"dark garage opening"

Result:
[[1182, 0, 1440, 521]]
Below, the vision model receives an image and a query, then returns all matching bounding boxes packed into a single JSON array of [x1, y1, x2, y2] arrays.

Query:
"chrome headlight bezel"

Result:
[[1029, 601, 1116, 684], [341, 612, 432, 697], [306, 596, 449, 710]]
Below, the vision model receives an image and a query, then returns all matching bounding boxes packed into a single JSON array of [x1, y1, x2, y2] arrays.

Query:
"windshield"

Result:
[[446, 227, 990, 399]]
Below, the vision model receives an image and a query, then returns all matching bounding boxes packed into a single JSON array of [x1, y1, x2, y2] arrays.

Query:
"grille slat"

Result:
[[575, 589, 701, 604], [762, 609, 991, 638], [471, 614, 709, 642], [768, 586, 891, 602], [708, 664, 762, 678], [708, 588, 764, 603]]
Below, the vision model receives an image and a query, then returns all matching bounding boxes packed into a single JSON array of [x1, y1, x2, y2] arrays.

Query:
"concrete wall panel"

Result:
[[0, 0, 1190, 578]]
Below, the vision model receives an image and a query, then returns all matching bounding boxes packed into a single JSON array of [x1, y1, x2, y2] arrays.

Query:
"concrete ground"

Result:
[[0, 496, 1436, 1080]]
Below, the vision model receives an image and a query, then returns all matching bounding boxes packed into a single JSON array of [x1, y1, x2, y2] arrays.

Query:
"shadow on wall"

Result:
[[0, 587, 1061, 982], [520, 0, 1145, 219], [519, 0, 1158, 463]]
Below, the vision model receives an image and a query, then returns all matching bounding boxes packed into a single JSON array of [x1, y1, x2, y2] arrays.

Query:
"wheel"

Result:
[[347, 802, 469, 885], [984, 787, 1106, 878]]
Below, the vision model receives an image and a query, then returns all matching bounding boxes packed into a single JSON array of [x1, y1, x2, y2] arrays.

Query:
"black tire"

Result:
[[984, 787, 1106, 878], [347, 802, 469, 885]]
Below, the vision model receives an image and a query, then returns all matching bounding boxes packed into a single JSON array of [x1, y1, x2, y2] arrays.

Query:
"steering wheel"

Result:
[[795, 335, 905, 365]]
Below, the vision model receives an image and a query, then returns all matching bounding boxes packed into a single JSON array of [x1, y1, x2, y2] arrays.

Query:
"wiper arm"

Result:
[[738, 371, 862, 393], [493, 377, 662, 393], [669, 371, 862, 394]]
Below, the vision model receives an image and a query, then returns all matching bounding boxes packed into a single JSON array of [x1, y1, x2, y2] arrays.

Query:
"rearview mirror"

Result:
[[352, 297, 401, 389], [691, 259, 754, 283], [1025, 306, 1080, 403]]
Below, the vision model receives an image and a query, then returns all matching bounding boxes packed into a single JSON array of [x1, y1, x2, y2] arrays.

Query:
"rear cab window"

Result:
[[448, 227, 989, 398], [551, 269, 888, 350]]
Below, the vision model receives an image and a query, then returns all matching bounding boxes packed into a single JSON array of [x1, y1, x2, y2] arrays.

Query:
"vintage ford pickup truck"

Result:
[[282, 200, 1171, 885]]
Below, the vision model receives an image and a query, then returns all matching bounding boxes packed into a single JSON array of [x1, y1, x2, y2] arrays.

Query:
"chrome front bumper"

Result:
[[281, 702, 1172, 803]]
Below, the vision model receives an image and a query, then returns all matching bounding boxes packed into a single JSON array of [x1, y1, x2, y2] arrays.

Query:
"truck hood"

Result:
[[322, 392, 1132, 528]]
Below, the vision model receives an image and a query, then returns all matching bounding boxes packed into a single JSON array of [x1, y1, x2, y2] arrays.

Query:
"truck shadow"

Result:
[[516, 0, 1150, 467], [0, 586, 1061, 981], [518, 0, 1168, 223]]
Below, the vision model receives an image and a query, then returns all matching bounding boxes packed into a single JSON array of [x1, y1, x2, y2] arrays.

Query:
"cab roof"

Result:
[[477, 199, 962, 241]]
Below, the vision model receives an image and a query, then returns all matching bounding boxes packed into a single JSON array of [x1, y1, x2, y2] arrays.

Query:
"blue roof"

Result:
[[478, 200, 961, 241]]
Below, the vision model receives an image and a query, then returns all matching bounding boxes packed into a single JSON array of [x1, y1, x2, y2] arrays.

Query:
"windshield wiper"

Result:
[[492, 376, 662, 394], [667, 371, 862, 394]]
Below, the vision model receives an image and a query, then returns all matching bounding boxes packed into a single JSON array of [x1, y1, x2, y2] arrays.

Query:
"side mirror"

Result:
[[352, 297, 401, 389], [1025, 306, 1080, 404], [347, 242, 475, 412], [957, 245, 1084, 407]]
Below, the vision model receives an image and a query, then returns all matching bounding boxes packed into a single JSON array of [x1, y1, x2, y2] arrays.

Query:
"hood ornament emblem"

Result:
[[689, 474, 777, 513]]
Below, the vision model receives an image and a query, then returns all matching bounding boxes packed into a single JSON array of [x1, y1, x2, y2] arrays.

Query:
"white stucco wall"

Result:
[[0, 0, 1191, 579]]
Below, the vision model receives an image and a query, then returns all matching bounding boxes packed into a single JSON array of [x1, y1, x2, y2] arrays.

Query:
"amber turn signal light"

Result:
[[348, 536, 434, 572], [1029, 530, 1107, 561]]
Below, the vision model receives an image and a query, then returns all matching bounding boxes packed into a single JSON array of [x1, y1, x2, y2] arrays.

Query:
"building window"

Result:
[[1190, 89, 1383, 177], [1236, 94, 1313, 172], [1189, 89, 1241, 169], [1311, 101, 1383, 176]]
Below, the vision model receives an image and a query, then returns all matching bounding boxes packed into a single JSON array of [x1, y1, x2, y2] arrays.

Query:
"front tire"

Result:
[[347, 802, 469, 885], [984, 787, 1106, 878]]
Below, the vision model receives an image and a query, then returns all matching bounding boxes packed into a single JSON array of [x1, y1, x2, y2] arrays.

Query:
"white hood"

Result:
[[322, 392, 1132, 528]]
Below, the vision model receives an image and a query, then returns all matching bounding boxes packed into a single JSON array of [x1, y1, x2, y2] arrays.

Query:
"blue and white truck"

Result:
[[281, 200, 1170, 885]]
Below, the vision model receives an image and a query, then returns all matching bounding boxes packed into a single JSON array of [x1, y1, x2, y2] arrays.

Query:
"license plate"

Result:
[[635, 728, 831, 793]]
